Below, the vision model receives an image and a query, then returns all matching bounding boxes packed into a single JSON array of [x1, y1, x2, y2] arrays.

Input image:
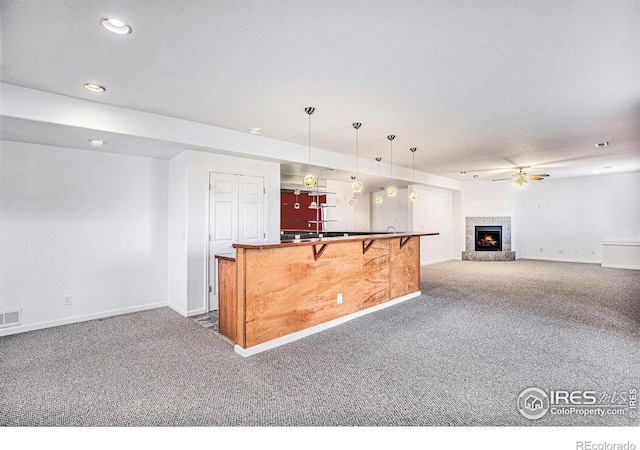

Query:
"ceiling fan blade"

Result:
[[529, 174, 549, 177], [491, 177, 513, 181], [529, 176, 546, 180]]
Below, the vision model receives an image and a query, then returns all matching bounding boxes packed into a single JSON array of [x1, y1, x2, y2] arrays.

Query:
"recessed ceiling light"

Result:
[[84, 83, 105, 93], [473, 175, 479, 179], [595, 142, 609, 148], [250, 128, 262, 134], [89, 139, 105, 147], [101, 18, 132, 35]]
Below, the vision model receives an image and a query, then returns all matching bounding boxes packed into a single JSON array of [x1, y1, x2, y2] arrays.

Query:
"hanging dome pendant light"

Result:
[[352, 123, 363, 193], [375, 157, 383, 204], [386, 135, 396, 197], [409, 147, 418, 200], [303, 107, 316, 188]]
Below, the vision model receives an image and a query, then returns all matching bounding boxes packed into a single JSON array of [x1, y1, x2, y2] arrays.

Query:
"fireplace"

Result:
[[475, 226, 502, 251], [463, 217, 514, 261]]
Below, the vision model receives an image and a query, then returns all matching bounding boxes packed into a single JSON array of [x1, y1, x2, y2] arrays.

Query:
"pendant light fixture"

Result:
[[375, 157, 383, 204], [349, 122, 362, 207], [294, 189, 301, 209], [409, 147, 418, 201], [303, 107, 316, 188], [352, 123, 363, 193], [349, 175, 357, 206], [386, 135, 396, 197]]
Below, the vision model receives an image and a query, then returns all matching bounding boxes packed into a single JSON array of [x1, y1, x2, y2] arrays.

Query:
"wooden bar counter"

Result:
[[216, 232, 438, 356]]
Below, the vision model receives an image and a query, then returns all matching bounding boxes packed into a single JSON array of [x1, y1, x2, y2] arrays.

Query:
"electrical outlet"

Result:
[[64, 295, 72, 306], [337, 293, 343, 304]]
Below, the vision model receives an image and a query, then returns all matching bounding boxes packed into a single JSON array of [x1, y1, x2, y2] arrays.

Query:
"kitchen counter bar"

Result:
[[217, 232, 439, 356]]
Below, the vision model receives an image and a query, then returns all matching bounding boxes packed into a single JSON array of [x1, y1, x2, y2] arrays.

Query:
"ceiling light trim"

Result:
[[101, 18, 132, 35], [83, 83, 105, 93]]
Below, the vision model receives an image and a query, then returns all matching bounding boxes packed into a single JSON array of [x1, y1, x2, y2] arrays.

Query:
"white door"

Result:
[[239, 175, 264, 244], [208, 172, 264, 311]]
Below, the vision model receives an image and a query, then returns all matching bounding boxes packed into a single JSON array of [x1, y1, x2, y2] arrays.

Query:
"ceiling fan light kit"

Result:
[[492, 167, 550, 187]]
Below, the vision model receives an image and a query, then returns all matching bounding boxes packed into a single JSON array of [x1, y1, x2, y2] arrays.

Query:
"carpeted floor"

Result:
[[0, 260, 638, 426]]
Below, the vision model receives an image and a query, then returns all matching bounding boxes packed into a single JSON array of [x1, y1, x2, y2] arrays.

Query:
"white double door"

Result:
[[208, 172, 265, 311]]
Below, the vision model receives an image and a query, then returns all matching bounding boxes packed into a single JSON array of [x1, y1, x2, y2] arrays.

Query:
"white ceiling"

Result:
[[1, 0, 639, 182]]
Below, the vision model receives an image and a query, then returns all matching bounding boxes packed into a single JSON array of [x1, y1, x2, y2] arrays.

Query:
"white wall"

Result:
[[409, 185, 454, 264], [0, 141, 168, 336], [516, 172, 640, 263], [167, 150, 280, 316], [370, 188, 409, 232], [325, 179, 355, 232], [353, 192, 371, 232]]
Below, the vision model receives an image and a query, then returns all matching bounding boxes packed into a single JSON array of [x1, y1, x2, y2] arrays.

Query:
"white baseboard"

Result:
[[234, 291, 422, 358], [519, 256, 600, 265], [167, 303, 208, 317], [166, 302, 187, 317], [0, 301, 166, 337], [602, 263, 640, 270], [187, 307, 208, 317], [421, 257, 457, 266]]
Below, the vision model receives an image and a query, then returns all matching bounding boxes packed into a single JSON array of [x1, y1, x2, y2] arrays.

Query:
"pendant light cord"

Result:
[[387, 135, 395, 179], [356, 128, 359, 176], [308, 113, 311, 165], [410, 147, 417, 181]]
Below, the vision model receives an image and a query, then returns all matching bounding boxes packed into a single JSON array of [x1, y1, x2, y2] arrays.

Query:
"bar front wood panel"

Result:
[[390, 237, 420, 299], [242, 241, 368, 348], [217, 258, 237, 343], [227, 237, 422, 349]]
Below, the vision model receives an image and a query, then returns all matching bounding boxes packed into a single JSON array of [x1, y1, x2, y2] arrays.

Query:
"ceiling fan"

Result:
[[492, 167, 550, 187]]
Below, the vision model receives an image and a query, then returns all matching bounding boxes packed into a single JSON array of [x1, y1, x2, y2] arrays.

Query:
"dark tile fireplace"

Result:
[[475, 226, 502, 251]]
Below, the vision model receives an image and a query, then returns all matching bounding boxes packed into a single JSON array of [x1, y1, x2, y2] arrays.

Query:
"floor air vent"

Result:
[[0, 309, 21, 328]]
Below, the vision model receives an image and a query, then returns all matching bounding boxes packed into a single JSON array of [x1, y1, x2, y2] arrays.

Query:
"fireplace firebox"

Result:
[[475, 226, 502, 251]]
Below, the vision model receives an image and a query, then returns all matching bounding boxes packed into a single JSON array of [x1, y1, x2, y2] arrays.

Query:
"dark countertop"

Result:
[[232, 231, 439, 250]]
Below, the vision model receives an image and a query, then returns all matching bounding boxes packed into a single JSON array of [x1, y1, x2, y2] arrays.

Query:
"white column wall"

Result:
[[167, 150, 281, 316], [461, 181, 518, 255], [167, 152, 188, 314]]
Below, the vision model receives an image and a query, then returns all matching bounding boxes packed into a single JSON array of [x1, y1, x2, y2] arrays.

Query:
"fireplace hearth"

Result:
[[475, 226, 502, 251]]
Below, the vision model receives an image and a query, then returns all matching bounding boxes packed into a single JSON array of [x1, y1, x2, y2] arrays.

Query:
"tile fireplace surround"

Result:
[[462, 216, 516, 261]]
